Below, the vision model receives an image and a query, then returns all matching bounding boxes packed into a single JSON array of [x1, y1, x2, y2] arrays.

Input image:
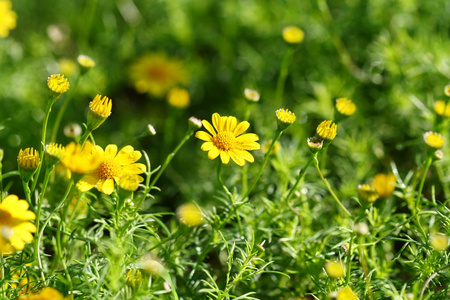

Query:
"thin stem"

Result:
[[415, 156, 432, 213], [274, 47, 294, 108], [217, 162, 242, 235], [22, 181, 32, 210], [32, 100, 55, 192], [313, 156, 351, 217], [284, 154, 315, 203], [243, 129, 283, 200], [419, 263, 450, 299], [345, 232, 355, 284], [79, 129, 93, 146]]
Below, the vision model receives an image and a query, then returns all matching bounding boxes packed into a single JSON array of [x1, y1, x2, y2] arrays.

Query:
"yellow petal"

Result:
[[239, 141, 261, 150], [98, 179, 115, 195], [201, 142, 215, 151], [233, 121, 250, 137], [117, 146, 142, 164], [196, 131, 213, 142], [229, 151, 245, 166], [202, 120, 216, 136], [236, 133, 259, 142], [105, 144, 118, 159], [220, 151, 230, 164], [122, 163, 146, 174], [226, 116, 237, 132], [208, 148, 220, 160], [212, 113, 222, 132]]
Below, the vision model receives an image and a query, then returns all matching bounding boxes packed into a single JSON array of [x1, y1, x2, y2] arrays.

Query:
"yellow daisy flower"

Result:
[[336, 97, 356, 116], [129, 53, 189, 97], [371, 173, 396, 198], [195, 113, 260, 166], [77, 144, 146, 195], [60, 142, 102, 176], [47, 74, 70, 95], [177, 203, 203, 227], [18, 287, 66, 300], [337, 286, 358, 300], [424, 131, 445, 149], [0, 195, 36, 255], [0, 1, 17, 38], [282, 26, 304, 44]]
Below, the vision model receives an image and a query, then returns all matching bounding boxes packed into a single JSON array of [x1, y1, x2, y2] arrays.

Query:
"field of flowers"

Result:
[[1, 0, 450, 299]]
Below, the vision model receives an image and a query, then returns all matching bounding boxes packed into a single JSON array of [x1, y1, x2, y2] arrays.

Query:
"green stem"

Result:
[[79, 129, 93, 146], [275, 47, 294, 108], [345, 232, 355, 284], [22, 181, 32, 210], [50, 76, 80, 143], [32, 100, 55, 192], [313, 156, 351, 217], [243, 129, 283, 200], [284, 154, 315, 203], [415, 156, 432, 213]]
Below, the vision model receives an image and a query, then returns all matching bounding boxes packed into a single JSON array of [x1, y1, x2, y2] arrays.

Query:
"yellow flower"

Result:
[[60, 142, 102, 176], [130, 53, 188, 97], [434, 100, 450, 117], [357, 184, 378, 203], [77, 144, 146, 195], [126, 269, 143, 288], [244, 88, 260, 102], [119, 174, 142, 192], [58, 59, 77, 76], [336, 287, 358, 300], [263, 140, 280, 155], [276, 108, 296, 130], [430, 233, 448, 252], [87, 94, 112, 131], [195, 113, 260, 166], [0, 195, 36, 255], [47, 74, 70, 95], [77, 54, 96, 69], [282, 26, 304, 44], [0, 0, 17, 38], [167, 87, 190, 108], [45, 143, 65, 167], [371, 173, 396, 198], [177, 203, 203, 227], [424, 131, 445, 149], [324, 260, 345, 278], [18, 287, 66, 300], [316, 120, 337, 142], [336, 98, 356, 116], [17, 147, 40, 182]]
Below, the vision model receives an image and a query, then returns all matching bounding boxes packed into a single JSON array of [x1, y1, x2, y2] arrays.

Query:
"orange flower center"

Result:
[[0, 209, 12, 226], [213, 132, 235, 151], [97, 159, 121, 180]]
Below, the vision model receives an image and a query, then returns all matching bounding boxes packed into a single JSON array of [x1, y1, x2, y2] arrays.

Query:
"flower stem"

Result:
[[243, 129, 283, 200], [313, 156, 351, 217], [415, 155, 432, 213], [79, 129, 93, 146], [275, 47, 294, 108], [284, 154, 315, 203]]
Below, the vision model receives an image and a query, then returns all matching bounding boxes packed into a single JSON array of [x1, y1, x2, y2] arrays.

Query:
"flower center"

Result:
[[213, 132, 235, 151], [0, 209, 12, 226], [97, 159, 121, 179]]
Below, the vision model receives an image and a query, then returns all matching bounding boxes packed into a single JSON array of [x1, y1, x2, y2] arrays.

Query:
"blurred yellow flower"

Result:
[[195, 113, 260, 166], [177, 203, 203, 227], [126, 269, 143, 288], [445, 84, 450, 97], [337, 286, 358, 300], [276, 108, 296, 130], [18, 287, 66, 300], [47, 74, 70, 95], [357, 184, 378, 203], [434, 100, 450, 117], [324, 260, 345, 278], [58, 59, 77, 76], [167, 87, 190, 108], [336, 97, 356, 116], [87, 94, 112, 131], [0, 0, 17, 38], [60, 142, 102, 176], [316, 120, 337, 142], [430, 233, 448, 252], [244, 88, 260, 102], [424, 131, 445, 149], [119, 174, 142, 192], [17, 147, 40, 182], [282, 26, 304, 44], [77, 144, 146, 195], [130, 53, 188, 97], [0, 195, 36, 255], [263, 140, 280, 155], [371, 173, 396, 198], [77, 54, 96, 69]]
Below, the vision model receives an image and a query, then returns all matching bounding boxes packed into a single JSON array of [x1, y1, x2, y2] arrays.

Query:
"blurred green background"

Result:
[[1, 0, 450, 206]]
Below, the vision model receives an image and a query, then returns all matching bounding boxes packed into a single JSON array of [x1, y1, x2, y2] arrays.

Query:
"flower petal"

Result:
[[117, 146, 142, 164], [235, 149, 255, 163], [196, 131, 213, 142], [236, 133, 259, 142], [220, 151, 230, 164], [98, 178, 115, 195], [202, 120, 216, 136], [105, 144, 118, 159], [226, 116, 237, 132], [122, 163, 146, 174], [201, 142, 215, 151], [233, 121, 250, 137], [212, 113, 222, 133], [208, 148, 220, 160], [76, 173, 99, 192], [229, 150, 245, 166]]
